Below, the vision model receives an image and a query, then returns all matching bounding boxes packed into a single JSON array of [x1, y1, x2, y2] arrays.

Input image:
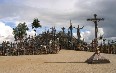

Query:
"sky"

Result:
[[0, 0, 116, 44]]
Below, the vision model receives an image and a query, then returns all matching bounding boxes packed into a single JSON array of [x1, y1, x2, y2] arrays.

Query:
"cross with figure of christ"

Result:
[[87, 14, 104, 39]]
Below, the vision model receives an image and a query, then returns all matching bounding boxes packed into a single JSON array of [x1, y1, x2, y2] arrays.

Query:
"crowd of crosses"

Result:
[[0, 14, 116, 57]]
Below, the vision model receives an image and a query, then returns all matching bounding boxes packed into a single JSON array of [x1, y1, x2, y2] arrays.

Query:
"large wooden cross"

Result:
[[87, 14, 104, 39], [86, 14, 110, 64]]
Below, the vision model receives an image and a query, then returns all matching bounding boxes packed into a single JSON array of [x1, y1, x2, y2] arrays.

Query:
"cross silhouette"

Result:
[[61, 27, 65, 33], [74, 25, 84, 41], [87, 14, 104, 39]]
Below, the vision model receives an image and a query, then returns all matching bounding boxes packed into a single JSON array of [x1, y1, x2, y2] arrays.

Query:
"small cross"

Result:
[[61, 27, 65, 33]]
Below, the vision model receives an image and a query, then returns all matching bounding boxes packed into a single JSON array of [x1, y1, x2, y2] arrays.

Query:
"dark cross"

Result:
[[61, 27, 65, 44], [61, 27, 65, 34], [75, 25, 84, 41], [86, 14, 110, 63], [68, 20, 74, 42], [87, 14, 104, 39]]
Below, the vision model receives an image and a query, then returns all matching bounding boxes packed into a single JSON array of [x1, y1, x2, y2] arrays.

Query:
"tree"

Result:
[[32, 18, 41, 33], [13, 22, 29, 41]]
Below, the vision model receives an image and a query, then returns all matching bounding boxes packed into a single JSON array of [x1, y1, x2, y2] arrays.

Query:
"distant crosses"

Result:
[[61, 27, 65, 34], [50, 26, 56, 41], [61, 27, 65, 45], [74, 25, 84, 41], [68, 30, 70, 41], [87, 14, 104, 39]]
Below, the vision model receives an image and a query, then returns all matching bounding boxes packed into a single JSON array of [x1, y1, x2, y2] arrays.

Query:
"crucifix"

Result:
[[74, 25, 84, 41], [68, 20, 75, 42], [87, 14, 104, 39], [86, 14, 110, 64]]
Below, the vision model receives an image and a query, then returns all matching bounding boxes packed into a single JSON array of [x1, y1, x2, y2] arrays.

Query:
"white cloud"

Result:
[[81, 30, 91, 43], [73, 33, 77, 39], [26, 31, 36, 37], [98, 28, 104, 37], [0, 21, 38, 44], [0, 22, 14, 43], [80, 27, 104, 43], [0, 0, 116, 43]]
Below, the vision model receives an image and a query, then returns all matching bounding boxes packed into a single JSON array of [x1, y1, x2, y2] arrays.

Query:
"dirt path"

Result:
[[0, 50, 116, 73]]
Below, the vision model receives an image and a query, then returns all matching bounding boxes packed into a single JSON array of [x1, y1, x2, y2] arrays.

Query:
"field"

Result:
[[0, 50, 116, 73]]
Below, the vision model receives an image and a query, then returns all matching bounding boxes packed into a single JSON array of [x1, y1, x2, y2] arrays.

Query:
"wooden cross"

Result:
[[87, 14, 104, 39]]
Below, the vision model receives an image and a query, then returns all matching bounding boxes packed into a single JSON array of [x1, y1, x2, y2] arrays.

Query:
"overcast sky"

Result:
[[0, 0, 116, 43]]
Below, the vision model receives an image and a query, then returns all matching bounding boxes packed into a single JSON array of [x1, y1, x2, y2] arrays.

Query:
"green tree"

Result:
[[32, 18, 41, 33], [13, 22, 29, 41]]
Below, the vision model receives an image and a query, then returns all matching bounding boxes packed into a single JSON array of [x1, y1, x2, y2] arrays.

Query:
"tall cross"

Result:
[[69, 20, 73, 39], [69, 20, 75, 42], [87, 14, 104, 39]]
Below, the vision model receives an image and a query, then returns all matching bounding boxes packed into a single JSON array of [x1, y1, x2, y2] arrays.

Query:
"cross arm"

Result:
[[87, 18, 93, 21], [80, 26, 84, 29], [87, 18, 104, 22]]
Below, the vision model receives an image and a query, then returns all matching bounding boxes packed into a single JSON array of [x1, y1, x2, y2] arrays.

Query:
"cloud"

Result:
[[0, 0, 116, 43], [0, 22, 14, 43], [26, 31, 36, 37]]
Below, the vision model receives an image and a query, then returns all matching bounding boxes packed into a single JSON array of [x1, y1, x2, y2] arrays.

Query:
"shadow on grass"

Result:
[[44, 61, 86, 63]]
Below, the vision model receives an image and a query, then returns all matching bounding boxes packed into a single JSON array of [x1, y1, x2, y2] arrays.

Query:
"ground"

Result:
[[0, 50, 116, 73]]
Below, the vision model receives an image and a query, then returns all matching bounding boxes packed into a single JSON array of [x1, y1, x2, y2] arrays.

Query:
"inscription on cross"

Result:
[[87, 14, 104, 39]]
